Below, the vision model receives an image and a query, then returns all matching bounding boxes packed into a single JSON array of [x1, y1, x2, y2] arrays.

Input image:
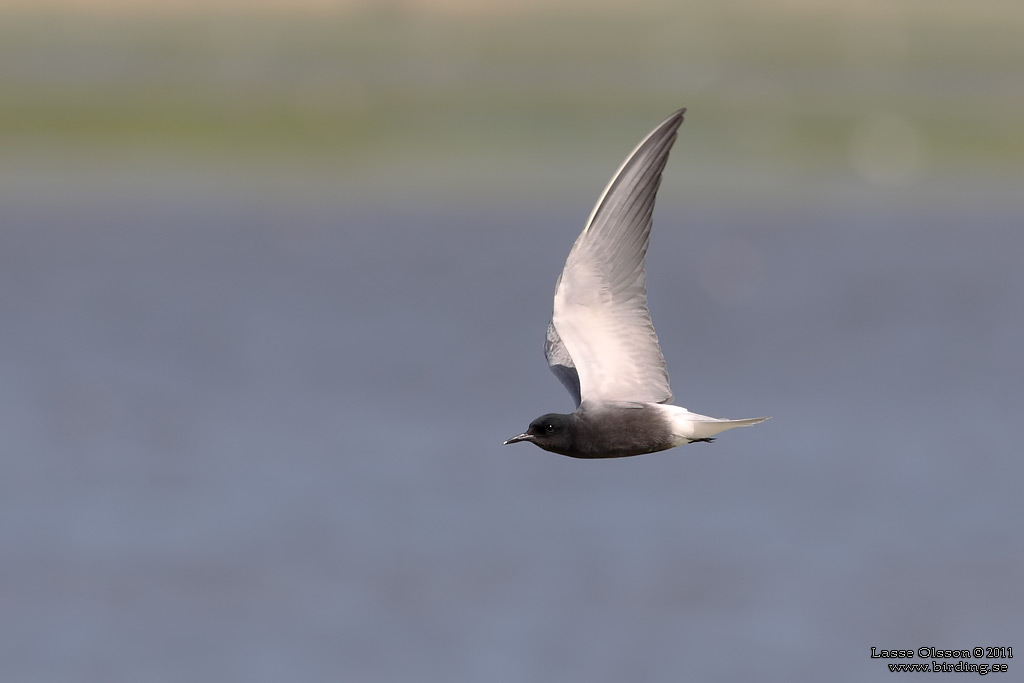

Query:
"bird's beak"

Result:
[[503, 433, 533, 445]]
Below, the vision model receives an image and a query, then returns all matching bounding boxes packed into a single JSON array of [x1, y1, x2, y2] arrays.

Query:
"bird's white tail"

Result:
[[659, 406, 769, 443], [689, 416, 769, 440]]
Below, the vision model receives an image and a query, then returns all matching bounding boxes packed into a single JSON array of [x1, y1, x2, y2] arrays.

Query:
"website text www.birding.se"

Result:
[[872, 647, 1012, 675]]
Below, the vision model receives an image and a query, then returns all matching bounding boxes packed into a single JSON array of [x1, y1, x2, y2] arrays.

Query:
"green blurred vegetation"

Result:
[[1, 1, 1022, 198]]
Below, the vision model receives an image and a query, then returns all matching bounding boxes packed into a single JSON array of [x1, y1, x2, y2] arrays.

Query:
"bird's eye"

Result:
[[545, 423, 555, 433]]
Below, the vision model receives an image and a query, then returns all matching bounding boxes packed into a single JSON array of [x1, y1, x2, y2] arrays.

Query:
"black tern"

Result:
[[504, 108, 768, 458]]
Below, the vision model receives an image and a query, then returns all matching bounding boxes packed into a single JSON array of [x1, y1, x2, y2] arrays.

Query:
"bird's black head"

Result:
[[503, 413, 575, 455]]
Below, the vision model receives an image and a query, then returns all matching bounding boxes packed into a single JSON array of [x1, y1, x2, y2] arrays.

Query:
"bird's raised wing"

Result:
[[548, 109, 684, 405]]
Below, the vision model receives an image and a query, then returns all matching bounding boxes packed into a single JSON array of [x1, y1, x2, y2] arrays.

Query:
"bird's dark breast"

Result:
[[562, 405, 676, 459]]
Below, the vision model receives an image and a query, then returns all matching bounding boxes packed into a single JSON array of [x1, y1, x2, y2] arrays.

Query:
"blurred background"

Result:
[[2, 1, 1022, 681]]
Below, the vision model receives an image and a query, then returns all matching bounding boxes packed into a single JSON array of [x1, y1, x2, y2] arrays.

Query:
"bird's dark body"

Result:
[[530, 404, 677, 459]]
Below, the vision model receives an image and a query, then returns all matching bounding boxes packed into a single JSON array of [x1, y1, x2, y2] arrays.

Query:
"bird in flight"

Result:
[[504, 108, 768, 458]]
